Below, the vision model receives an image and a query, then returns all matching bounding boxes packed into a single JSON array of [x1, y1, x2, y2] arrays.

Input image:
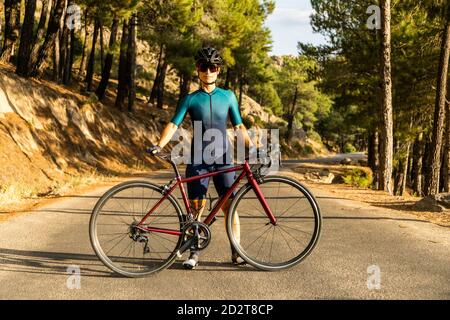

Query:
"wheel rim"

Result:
[[91, 182, 183, 275], [229, 177, 321, 269]]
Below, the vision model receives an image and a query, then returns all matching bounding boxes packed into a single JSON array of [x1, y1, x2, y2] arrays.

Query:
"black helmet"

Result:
[[194, 47, 223, 65]]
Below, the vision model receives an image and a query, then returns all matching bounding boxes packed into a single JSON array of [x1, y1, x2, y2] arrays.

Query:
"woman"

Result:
[[149, 47, 255, 269]]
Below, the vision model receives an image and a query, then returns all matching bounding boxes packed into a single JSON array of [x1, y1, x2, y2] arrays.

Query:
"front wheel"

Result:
[[226, 176, 322, 271]]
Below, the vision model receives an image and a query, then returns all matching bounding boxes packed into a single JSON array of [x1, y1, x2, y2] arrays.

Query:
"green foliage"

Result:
[[343, 168, 373, 188], [343, 142, 356, 154]]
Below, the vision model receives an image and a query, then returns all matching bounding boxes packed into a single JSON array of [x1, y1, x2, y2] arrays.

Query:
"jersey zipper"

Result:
[[209, 94, 213, 129]]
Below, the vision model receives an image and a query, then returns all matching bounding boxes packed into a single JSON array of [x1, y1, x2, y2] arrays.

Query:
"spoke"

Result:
[[278, 223, 312, 237], [146, 201, 172, 225], [277, 197, 302, 219], [150, 234, 178, 254], [268, 226, 276, 263], [150, 232, 178, 245], [98, 232, 128, 236], [244, 224, 271, 250], [277, 226, 296, 256], [112, 194, 134, 218], [142, 189, 155, 217], [105, 234, 128, 255], [132, 188, 135, 221], [278, 205, 314, 221], [275, 182, 281, 218], [118, 240, 134, 258], [99, 233, 128, 242], [278, 225, 306, 245], [147, 241, 164, 261], [256, 226, 272, 261], [240, 222, 269, 239]]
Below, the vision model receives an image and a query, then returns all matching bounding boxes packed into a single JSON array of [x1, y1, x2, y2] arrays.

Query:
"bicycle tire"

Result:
[[226, 175, 322, 271]]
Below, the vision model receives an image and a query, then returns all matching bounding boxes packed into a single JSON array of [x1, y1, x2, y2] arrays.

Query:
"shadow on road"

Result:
[[0, 247, 117, 278], [0, 247, 257, 278]]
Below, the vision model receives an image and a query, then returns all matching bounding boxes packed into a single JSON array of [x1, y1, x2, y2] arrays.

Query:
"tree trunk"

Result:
[[443, 91, 450, 192], [394, 141, 411, 196], [285, 86, 298, 140], [95, 18, 119, 100], [224, 68, 231, 89], [78, 11, 89, 76], [156, 58, 168, 109], [30, 0, 66, 77], [115, 19, 129, 111], [412, 133, 424, 196], [53, 30, 61, 82], [99, 19, 105, 74], [59, 24, 69, 82], [85, 18, 100, 92], [33, 0, 49, 45], [16, 0, 37, 77], [370, 130, 379, 189], [426, 15, 450, 195], [1, 0, 21, 63], [63, 27, 75, 84], [368, 130, 377, 172], [378, 0, 394, 195], [238, 75, 244, 109], [149, 43, 164, 106], [179, 72, 191, 101], [127, 14, 137, 112]]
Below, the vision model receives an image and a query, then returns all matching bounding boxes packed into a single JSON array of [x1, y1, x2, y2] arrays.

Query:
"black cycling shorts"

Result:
[[185, 163, 237, 200]]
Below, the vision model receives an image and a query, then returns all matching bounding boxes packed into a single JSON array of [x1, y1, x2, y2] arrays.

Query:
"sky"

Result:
[[265, 0, 327, 56]]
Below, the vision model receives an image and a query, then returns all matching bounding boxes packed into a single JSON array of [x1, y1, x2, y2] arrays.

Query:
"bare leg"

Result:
[[182, 199, 207, 269], [222, 199, 244, 264]]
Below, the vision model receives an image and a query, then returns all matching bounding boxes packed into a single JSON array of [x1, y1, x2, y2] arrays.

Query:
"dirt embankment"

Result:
[[0, 64, 171, 212]]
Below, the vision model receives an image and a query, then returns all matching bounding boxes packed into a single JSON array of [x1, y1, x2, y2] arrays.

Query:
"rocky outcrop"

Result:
[[414, 193, 450, 213]]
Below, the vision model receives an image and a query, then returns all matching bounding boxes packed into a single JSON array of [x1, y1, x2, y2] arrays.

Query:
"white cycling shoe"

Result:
[[182, 252, 199, 270]]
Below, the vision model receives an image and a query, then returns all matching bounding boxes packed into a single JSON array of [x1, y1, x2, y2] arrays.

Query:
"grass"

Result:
[[342, 168, 373, 188]]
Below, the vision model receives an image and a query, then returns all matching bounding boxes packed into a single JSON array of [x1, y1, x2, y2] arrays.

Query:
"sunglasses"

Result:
[[198, 63, 219, 73]]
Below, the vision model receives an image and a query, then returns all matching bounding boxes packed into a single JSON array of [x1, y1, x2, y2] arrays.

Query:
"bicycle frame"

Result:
[[136, 160, 277, 237]]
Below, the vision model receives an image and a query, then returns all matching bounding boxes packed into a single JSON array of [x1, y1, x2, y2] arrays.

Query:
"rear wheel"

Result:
[[89, 180, 184, 277], [226, 176, 321, 271]]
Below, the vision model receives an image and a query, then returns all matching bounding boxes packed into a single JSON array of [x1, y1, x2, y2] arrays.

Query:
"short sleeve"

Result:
[[228, 90, 243, 126], [170, 95, 190, 126]]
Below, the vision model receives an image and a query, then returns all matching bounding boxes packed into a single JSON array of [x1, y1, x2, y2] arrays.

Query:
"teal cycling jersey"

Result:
[[170, 87, 243, 164]]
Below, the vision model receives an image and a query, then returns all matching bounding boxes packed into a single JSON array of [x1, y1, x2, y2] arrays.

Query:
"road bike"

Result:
[[89, 152, 322, 277]]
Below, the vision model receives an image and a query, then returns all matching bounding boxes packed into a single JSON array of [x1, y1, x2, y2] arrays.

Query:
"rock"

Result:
[[340, 157, 352, 165], [321, 172, 335, 184], [413, 193, 450, 213], [358, 159, 368, 166], [304, 171, 334, 184], [332, 175, 345, 184]]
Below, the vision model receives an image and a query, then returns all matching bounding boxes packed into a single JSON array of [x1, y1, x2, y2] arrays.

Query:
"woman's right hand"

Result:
[[146, 145, 162, 155]]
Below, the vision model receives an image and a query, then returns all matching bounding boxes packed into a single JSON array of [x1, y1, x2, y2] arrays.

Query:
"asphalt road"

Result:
[[282, 152, 367, 165], [0, 167, 449, 299]]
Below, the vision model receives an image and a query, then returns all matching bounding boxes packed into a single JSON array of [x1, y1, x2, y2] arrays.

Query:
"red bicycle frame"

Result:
[[136, 160, 277, 237]]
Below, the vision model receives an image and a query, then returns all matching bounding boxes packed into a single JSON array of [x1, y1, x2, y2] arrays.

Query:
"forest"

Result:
[[0, 0, 450, 198]]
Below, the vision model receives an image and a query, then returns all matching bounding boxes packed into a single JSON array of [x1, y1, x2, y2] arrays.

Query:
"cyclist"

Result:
[[148, 47, 255, 269]]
